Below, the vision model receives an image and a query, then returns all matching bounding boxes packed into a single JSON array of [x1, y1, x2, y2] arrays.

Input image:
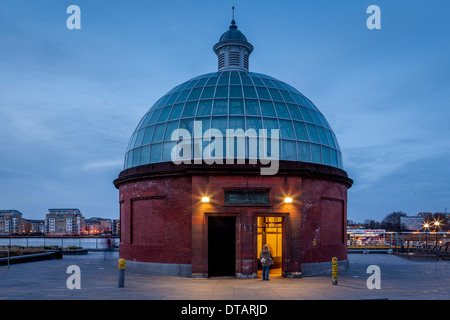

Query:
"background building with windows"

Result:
[[45, 209, 85, 236], [115, 17, 352, 278], [0, 210, 25, 235]]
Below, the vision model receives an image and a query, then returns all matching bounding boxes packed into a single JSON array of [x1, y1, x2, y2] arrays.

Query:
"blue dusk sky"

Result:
[[0, 0, 449, 222]]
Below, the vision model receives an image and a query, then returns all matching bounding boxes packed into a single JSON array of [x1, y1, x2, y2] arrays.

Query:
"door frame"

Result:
[[205, 212, 239, 277], [254, 212, 290, 277]]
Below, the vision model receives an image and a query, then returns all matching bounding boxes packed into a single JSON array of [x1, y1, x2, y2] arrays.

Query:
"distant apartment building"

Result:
[[0, 210, 25, 235], [85, 217, 117, 235], [45, 209, 85, 235], [26, 219, 46, 235]]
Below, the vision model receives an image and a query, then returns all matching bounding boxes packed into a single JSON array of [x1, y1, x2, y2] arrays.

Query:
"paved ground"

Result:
[[0, 252, 449, 300]]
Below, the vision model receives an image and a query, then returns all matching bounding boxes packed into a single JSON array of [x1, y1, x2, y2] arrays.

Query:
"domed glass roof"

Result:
[[219, 22, 248, 42], [124, 70, 343, 170]]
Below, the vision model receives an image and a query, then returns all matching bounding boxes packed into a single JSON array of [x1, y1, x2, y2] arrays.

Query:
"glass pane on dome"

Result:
[[180, 118, 194, 133], [330, 148, 338, 167], [188, 87, 202, 101], [256, 86, 271, 100], [164, 121, 179, 141], [245, 99, 260, 116], [287, 104, 303, 121], [158, 106, 172, 122], [322, 146, 331, 165], [274, 102, 290, 119], [316, 126, 329, 145], [229, 99, 244, 115], [182, 101, 198, 117], [246, 117, 262, 135], [251, 77, 264, 86], [297, 142, 311, 162], [325, 130, 336, 148], [139, 145, 150, 165], [268, 88, 283, 101], [141, 112, 153, 127], [230, 85, 243, 98], [337, 151, 343, 168], [211, 116, 228, 135], [162, 141, 176, 162], [169, 103, 184, 120], [230, 76, 241, 85], [293, 121, 308, 141], [306, 124, 320, 143], [132, 149, 140, 166], [309, 110, 323, 126], [218, 75, 229, 85], [195, 78, 208, 87], [128, 132, 137, 149], [206, 77, 218, 86], [271, 80, 286, 90], [311, 143, 322, 163], [240, 76, 254, 86], [126, 151, 133, 168], [229, 116, 245, 131], [148, 108, 162, 125], [201, 86, 215, 99], [213, 99, 228, 115], [279, 90, 295, 103], [215, 86, 228, 98], [298, 106, 314, 123], [142, 125, 155, 145], [133, 129, 146, 147], [176, 90, 190, 103], [260, 100, 276, 117], [151, 97, 164, 110], [279, 120, 294, 139], [243, 86, 257, 98], [263, 118, 278, 131], [195, 117, 211, 134], [197, 100, 212, 116], [317, 112, 330, 129], [262, 78, 276, 88], [292, 94, 304, 106], [166, 92, 179, 105], [150, 143, 162, 163], [152, 123, 166, 142], [331, 132, 340, 149], [282, 140, 296, 160], [184, 79, 198, 89]]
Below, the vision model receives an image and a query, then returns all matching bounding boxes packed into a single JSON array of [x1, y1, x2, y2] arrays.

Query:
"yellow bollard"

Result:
[[118, 258, 126, 287], [332, 257, 338, 285]]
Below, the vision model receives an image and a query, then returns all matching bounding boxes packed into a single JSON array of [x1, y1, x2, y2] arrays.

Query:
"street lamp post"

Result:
[[434, 221, 441, 256], [423, 223, 430, 246]]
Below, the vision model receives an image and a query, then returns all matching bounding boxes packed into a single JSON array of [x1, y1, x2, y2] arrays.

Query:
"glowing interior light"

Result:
[[201, 197, 210, 203]]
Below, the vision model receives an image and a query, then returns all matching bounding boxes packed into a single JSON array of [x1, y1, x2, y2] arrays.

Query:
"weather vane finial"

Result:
[[230, 6, 237, 28]]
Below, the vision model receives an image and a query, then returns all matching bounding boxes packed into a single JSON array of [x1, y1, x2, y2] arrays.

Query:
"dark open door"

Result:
[[208, 216, 236, 277]]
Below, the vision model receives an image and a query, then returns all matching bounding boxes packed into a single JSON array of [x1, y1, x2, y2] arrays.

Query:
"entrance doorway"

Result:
[[208, 216, 236, 277], [257, 216, 283, 276]]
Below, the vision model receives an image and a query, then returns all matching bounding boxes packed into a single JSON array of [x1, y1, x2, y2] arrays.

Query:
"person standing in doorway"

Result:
[[259, 244, 273, 280]]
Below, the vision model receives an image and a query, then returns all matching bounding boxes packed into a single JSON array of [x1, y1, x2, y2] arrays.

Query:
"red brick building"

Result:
[[114, 18, 352, 278]]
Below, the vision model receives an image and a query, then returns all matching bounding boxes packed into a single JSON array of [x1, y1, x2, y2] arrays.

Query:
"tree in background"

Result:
[[381, 211, 407, 231]]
